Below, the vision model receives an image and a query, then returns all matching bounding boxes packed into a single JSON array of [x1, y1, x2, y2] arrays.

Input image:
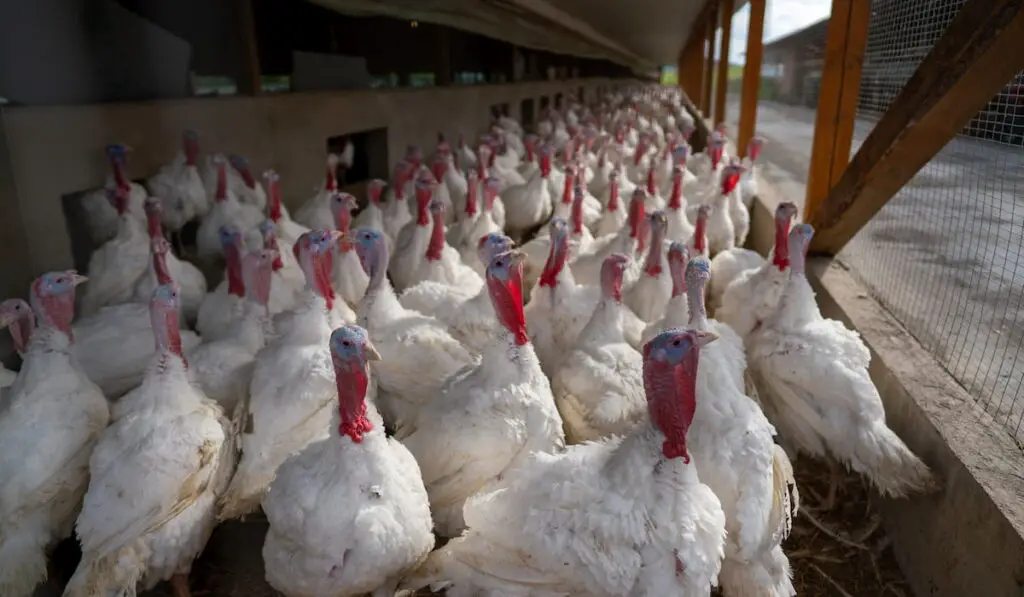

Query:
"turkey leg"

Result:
[[822, 457, 844, 510], [170, 573, 192, 597]]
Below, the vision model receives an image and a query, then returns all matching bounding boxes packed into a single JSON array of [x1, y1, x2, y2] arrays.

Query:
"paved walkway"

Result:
[[725, 97, 1024, 443]]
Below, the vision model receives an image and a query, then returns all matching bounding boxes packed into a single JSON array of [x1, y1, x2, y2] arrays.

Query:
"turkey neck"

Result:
[[571, 193, 585, 235], [151, 301, 184, 365], [300, 248, 336, 311], [146, 209, 162, 239], [325, 164, 338, 192], [465, 178, 479, 218], [267, 177, 283, 222], [646, 169, 656, 195], [359, 242, 401, 325], [693, 215, 707, 254], [668, 176, 683, 210], [333, 359, 374, 443], [153, 251, 173, 285], [425, 209, 445, 261], [686, 275, 710, 331], [262, 233, 284, 271], [643, 347, 698, 463], [415, 187, 432, 226], [607, 180, 620, 212], [225, 243, 245, 297], [7, 310, 34, 355], [215, 162, 228, 202], [31, 281, 75, 342], [771, 216, 792, 271], [644, 226, 665, 277], [537, 235, 570, 289]]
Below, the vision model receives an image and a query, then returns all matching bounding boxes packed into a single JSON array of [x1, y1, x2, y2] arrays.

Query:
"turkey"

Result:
[[196, 224, 249, 343], [190, 249, 275, 414], [390, 174, 436, 293], [146, 129, 209, 241], [80, 143, 148, 245], [263, 170, 309, 248], [227, 154, 268, 211], [593, 170, 626, 238], [64, 283, 234, 597], [406, 199, 483, 294], [749, 224, 935, 508], [350, 227, 476, 436], [682, 257, 798, 597], [625, 210, 673, 322], [0, 299, 32, 398], [196, 157, 264, 262], [329, 192, 370, 308], [403, 328, 726, 597], [352, 178, 387, 235], [261, 325, 434, 597], [400, 249, 565, 537], [219, 230, 361, 521], [133, 197, 207, 324], [0, 272, 109, 597], [553, 253, 645, 443], [717, 202, 798, 340], [641, 242, 691, 345], [293, 153, 343, 231], [78, 185, 150, 318], [400, 233, 514, 354]]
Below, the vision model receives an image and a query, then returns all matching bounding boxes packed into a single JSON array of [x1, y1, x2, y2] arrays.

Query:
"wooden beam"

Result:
[[810, 0, 1024, 255], [701, 9, 717, 114], [713, 0, 734, 126], [737, 0, 766, 156], [803, 0, 870, 221], [236, 0, 261, 95]]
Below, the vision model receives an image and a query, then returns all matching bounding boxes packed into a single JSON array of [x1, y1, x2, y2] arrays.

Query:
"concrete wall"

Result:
[[0, 78, 618, 301], [747, 182, 1024, 597]]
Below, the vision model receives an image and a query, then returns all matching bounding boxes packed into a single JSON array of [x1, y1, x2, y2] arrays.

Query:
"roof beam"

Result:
[[810, 0, 1024, 255]]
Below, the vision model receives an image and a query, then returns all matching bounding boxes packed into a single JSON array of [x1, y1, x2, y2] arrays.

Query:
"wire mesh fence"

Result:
[[840, 0, 1024, 444]]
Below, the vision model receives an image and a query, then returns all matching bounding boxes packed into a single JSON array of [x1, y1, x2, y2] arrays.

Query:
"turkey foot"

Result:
[[821, 457, 844, 510], [170, 573, 192, 597]]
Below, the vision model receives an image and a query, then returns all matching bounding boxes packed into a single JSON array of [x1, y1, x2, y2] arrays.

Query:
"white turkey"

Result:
[[0, 272, 109, 597], [403, 328, 726, 597], [145, 129, 209, 240], [717, 202, 798, 340], [749, 224, 935, 508], [349, 227, 476, 436], [64, 283, 234, 597], [80, 143, 148, 246], [553, 253, 645, 443], [400, 249, 565, 537], [261, 325, 434, 597], [78, 185, 149, 318]]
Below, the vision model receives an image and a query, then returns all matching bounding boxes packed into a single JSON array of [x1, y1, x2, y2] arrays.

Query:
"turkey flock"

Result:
[[0, 85, 936, 597]]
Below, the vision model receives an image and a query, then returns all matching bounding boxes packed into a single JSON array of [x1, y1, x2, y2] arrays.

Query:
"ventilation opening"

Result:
[[327, 127, 388, 206], [490, 103, 509, 120], [520, 98, 535, 128]]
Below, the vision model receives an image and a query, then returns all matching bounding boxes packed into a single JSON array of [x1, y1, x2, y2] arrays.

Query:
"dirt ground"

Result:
[[36, 455, 908, 597]]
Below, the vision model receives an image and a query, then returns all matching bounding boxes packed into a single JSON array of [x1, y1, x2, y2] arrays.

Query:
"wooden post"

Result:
[[701, 10, 717, 114], [810, 0, 1024, 255], [737, 0, 767, 156], [692, 35, 706, 108], [236, 0, 261, 95], [803, 0, 871, 221], [713, 0, 734, 126]]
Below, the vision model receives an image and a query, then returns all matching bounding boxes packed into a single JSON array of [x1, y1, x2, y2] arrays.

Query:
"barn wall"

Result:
[[0, 78, 619, 301]]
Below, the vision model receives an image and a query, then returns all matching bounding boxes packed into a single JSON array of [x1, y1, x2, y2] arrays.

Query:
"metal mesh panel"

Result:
[[841, 0, 1024, 442]]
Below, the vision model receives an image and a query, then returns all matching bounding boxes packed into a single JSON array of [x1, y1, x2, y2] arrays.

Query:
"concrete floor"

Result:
[[725, 97, 1024, 445]]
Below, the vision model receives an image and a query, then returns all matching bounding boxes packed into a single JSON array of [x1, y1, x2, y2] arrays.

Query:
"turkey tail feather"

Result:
[[854, 422, 936, 498], [768, 444, 799, 545]]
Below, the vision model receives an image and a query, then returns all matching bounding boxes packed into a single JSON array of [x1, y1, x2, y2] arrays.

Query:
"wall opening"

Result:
[[327, 127, 389, 187], [520, 98, 535, 128]]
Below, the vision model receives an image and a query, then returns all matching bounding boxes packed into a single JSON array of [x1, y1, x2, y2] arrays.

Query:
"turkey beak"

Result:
[[508, 251, 527, 266], [327, 230, 343, 246], [364, 342, 382, 361], [71, 273, 89, 287], [694, 330, 718, 347]]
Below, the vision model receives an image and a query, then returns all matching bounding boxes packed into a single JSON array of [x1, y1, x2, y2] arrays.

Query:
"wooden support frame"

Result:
[[701, 10, 717, 114], [737, 0, 766, 156], [803, 0, 870, 221], [809, 0, 1024, 255], [236, 0, 262, 95], [713, 0, 734, 126]]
